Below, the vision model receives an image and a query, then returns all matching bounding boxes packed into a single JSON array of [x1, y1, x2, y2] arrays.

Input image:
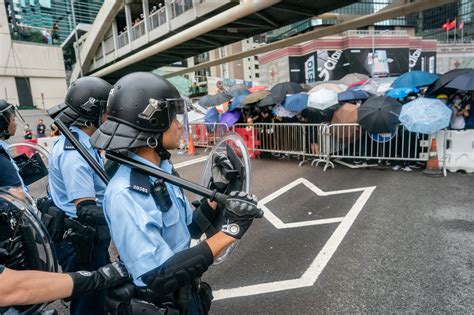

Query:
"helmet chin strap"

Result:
[[155, 133, 171, 161]]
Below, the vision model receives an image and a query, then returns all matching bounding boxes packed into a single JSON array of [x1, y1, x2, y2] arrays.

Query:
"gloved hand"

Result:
[[210, 152, 234, 193], [70, 261, 131, 297], [76, 200, 107, 226], [221, 191, 261, 239]]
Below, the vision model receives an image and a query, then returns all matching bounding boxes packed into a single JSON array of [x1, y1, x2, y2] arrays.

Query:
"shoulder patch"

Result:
[[130, 169, 151, 194], [63, 132, 80, 150], [0, 146, 8, 158]]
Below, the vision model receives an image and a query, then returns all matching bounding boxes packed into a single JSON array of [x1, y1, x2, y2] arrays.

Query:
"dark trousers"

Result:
[[54, 239, 110, 315]]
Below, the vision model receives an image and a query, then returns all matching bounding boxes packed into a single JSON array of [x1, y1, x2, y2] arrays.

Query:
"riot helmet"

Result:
[[48, 76, 112, 127], [0, 99, 24, 139], [90, 72, 188, 157]]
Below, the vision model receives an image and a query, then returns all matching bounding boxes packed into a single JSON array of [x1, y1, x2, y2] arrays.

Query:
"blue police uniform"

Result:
[[103, 152, 193, 287], [48, 126, 109, 315], [0, 140, 26, 189]]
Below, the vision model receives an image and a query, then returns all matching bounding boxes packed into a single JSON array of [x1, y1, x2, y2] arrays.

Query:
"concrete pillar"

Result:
[[142, 0, 150, 37], [124, 4, 133, 47], [112, 20, 118, 58], [164, 0, 172, 32], [101, 40, 106, 60], [193, 0, 198, 18]]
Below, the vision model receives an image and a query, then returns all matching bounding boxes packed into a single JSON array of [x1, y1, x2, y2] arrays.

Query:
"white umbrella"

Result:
[[308, 89, 339, 110]]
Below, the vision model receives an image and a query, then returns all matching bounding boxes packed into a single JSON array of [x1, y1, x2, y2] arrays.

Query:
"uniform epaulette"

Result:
[[130, 168, 151, 194], [63, 132, 80, 150]]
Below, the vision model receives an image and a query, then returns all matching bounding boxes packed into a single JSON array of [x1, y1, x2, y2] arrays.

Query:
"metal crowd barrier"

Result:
[[188, 122, 438, 172]]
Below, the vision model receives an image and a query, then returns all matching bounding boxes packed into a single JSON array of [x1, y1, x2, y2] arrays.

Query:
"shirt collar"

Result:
[[69, 126, 92, 149], [128, 152, 173, 174]]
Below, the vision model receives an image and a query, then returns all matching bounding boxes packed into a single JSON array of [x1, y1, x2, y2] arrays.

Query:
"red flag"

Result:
[[458, 21, 464, 30], [447, 19, 456, 30], [442, 22, 448, 30]]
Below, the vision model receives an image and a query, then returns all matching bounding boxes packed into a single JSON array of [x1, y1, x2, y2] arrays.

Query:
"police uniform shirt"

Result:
[[103, 153, 193, 286], [0, 140, 24, 188], [48, 126, 106, 218]]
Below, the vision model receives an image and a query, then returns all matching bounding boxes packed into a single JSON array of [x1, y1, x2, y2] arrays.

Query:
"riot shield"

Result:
[[199, 133, 251, 264], [0, 188, 58, 314], [8, 142, 50, 199]]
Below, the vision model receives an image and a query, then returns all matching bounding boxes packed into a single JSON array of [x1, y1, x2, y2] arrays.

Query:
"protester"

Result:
[[50, 123, 60, 136], [23, 124, 33, 139], [449, 93, 466, 130], [464, 93, 474, 129], [36, 118, 46, 138]]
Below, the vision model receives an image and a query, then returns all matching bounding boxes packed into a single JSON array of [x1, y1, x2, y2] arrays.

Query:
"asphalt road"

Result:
[[175, 149, 474, 314], [43, 148, 473, 314]]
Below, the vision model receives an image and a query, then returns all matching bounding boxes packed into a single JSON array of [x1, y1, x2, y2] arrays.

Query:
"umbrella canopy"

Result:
[[309, 82, 346, 94], [272, 104, 299, 118], [359, 77, 397, 95], [332, 103, 359, 124], [445, 70, 474, 91], [248, 86, 267, 93], [229, 94, 246, 111], [242, 90, 271, 106], [258, 95, 276, 107], [229, 88, 250, 99], [340, 73, 370, 86], [282, 93, 308, 112], [425, 68, 472, 96], [385, 87, 420, 99], [337, 89, 372, 103], [199, 93, 232, 107], [204, 107, 220, 123], [391, 71, 439, 89], [399, 98, 452, 134], [228, 84, 249, 92], [308, 89, 338, 110], [270, 82, 305, 104], [348, 79, 368, 89], [219, 110, 241, 127], [358, 96, 402, 133]]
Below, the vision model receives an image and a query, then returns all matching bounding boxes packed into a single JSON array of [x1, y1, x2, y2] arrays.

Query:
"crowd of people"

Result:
[[22, 119, 60, 140]]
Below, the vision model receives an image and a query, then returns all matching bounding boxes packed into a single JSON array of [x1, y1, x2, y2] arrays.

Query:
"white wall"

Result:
[[30, 77, 68, 109], [0, 76, 19, 105]]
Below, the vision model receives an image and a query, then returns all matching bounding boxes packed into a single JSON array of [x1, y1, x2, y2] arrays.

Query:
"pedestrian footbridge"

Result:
[[71, 0, 358, 82]]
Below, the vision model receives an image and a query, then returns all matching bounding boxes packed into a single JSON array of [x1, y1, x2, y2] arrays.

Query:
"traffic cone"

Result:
[[187, 131, 196, 156], [423, 138, 442, 176]]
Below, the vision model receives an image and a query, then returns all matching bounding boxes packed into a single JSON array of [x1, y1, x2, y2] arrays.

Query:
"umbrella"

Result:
[[270, 82, 305, 104], [331, 103, 361, 142], [282, 93, 308, 112], [359, 77, 397, 95], [340, 73, 370, 86], [258, 95, 276, 107], [199, 93, 232, 107], [229, 88, 250, 99], [348, 79, 368, 89], [228, 84, 249, 92], [358, 96, 402, 133], [391, 71, 439, 89], [337, 90, 372, 103], [204, 107, 220, 124], [272, 104, 299, 118], [445, 70, 474, 91], [309, 82, 346, 94], [242, 90, 271, 106], [228, 94, 246, 111], [219, 110, 241, 128], [248, 86, 267, 93], [399, 98, 452, 134], [425, 68, 472, 96], [385, 87, 420, 99], [308, 89, 338, 110]]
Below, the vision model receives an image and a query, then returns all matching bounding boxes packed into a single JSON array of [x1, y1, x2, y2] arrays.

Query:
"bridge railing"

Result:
[[131, 20, 146, 40], [117, 31, 129, 49], [171, 0, 194, 18], [149, 7, 167, 30]]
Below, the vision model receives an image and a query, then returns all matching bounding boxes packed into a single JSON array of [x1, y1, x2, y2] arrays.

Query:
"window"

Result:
[[254, 64, 259, 69], [255, 73, 260, 78]]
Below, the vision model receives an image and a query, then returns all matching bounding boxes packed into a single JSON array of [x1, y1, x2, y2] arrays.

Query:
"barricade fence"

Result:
[[189, 122, 437, 171]]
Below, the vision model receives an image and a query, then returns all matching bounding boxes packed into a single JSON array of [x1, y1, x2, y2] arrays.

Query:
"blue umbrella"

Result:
[[337, 90, 372, 102], [204, 107, 220, 124], [391, 71, 439, 89], [229, 88, 250, 99], [282, 93, 308, 112], [399, 98, 451, 134], [228, 94, 246, 111], [385, 87, 420, 99]]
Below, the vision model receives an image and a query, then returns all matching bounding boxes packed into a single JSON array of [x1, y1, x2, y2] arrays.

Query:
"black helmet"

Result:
[[48, 76, 112, 127], [91, 72, 187, 152], [0, 99, 23, 139]]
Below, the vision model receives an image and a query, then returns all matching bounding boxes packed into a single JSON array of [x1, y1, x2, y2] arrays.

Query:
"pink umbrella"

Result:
[[248, 86, 267, 93]]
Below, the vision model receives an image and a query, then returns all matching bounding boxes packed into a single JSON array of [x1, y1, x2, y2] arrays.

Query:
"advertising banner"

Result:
[[409, 49, 436, 73]]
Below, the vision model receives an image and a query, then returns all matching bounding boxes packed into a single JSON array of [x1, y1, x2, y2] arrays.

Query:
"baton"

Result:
[[54, 120, 110, 184], [105, 151, 264, 218]]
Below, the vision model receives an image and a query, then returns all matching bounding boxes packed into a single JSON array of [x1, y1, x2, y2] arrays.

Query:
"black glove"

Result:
[[221, 191, 261, 239], [70, 261, 130, 297], [210, 152, 235, 193], [76, 200, 110, 241]]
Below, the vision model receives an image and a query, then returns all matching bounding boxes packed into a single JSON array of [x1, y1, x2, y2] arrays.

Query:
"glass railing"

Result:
[[149, 7, 167, 30], [171, 0, 193, 19], [117, 31, 129, 48], [131, 21, 146, 40]]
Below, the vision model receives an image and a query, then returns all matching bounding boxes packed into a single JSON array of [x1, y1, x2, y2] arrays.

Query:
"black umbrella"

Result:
[[445, 70, 474, 91], [425, 68, 472, 96], [228, 84, 249, 92], [358, 96, 402, 133], [258, 95, 276, 107], [270, 82, 305, 104], [301, 108, 335, 123], [198, 93, 232, 107]]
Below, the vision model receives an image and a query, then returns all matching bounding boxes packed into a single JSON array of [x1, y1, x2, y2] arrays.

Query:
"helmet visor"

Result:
[[168, 98, 189, 147], [0, 103, 25, 125]]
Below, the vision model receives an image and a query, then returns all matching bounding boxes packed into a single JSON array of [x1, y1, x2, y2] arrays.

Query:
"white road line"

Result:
[[213, 179, 376, 301], [174, 156, 208, 169]]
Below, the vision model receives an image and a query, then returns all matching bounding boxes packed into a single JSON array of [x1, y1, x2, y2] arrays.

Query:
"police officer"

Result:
[[90, 72, 261, 314], [0, 99, 27, 197], [48, 76, 113, 315]]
